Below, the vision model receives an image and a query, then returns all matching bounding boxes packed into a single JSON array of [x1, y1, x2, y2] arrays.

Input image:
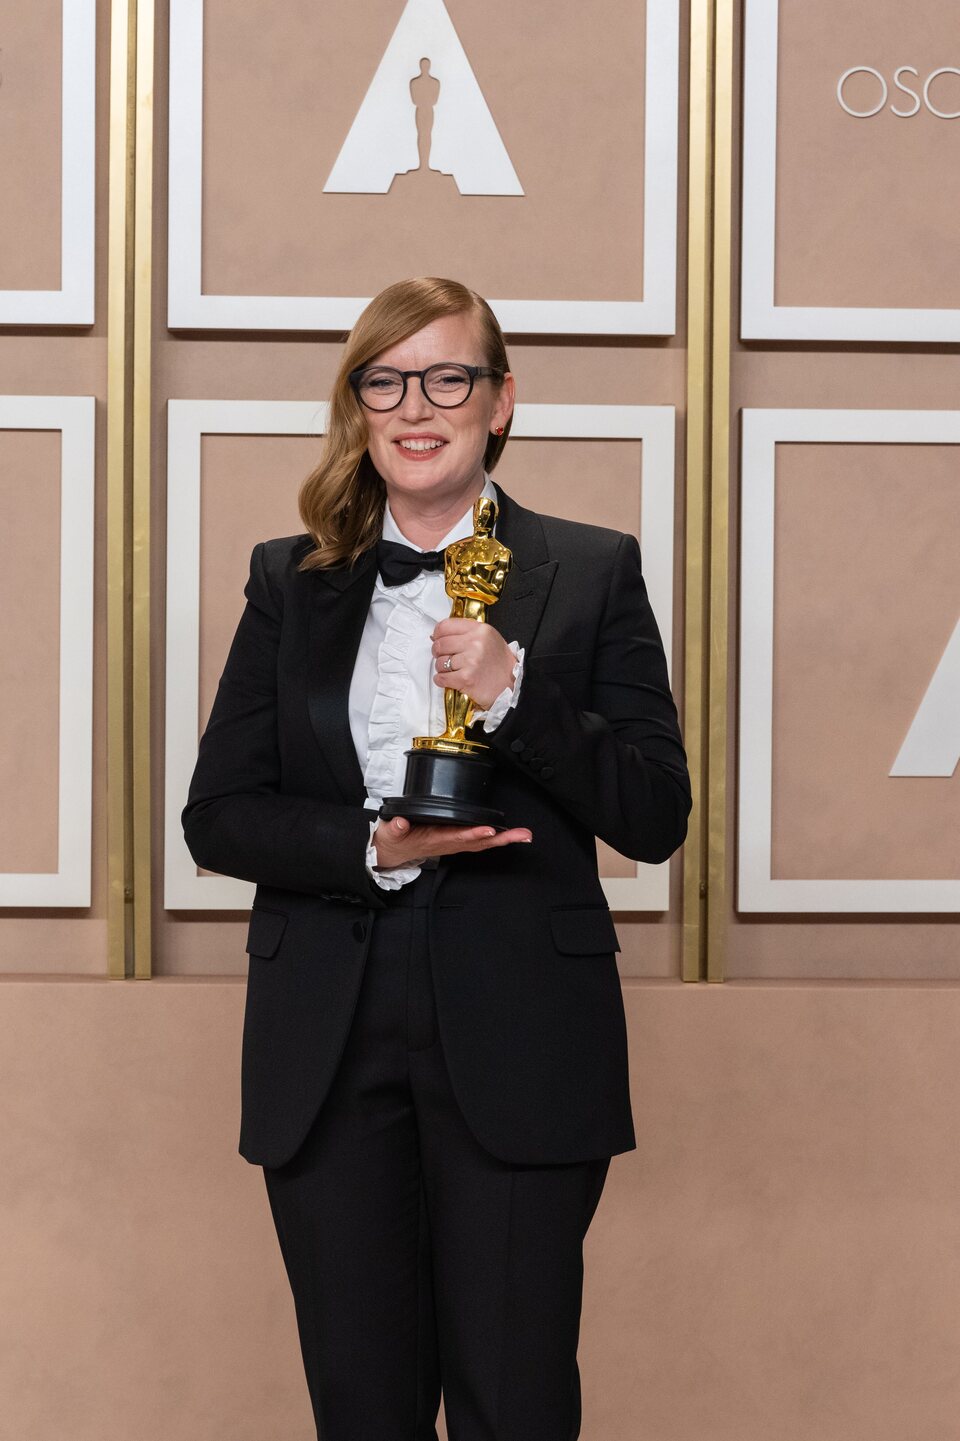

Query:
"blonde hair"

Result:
[[297, 277, 512, 570]]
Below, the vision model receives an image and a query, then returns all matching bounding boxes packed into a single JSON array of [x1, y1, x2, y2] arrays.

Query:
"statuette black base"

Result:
[[379, 745, 505, 828]]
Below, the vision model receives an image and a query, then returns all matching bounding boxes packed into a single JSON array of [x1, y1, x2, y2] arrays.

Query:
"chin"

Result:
[[387, 465, 471, 494]]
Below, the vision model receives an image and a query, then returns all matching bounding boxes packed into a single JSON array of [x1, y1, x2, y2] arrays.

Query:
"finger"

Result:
[[432, 617, 479, 639], [432, 668, 476, 690], [431, 636, 474, 658], [454, 826, 533, 851], [395, 823, 533, 858], [395, 822, 490, 846], [401, 824, 504, 853]]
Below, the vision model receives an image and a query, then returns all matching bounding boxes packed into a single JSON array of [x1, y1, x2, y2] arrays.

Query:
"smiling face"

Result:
[[360, 310, 515, 513]]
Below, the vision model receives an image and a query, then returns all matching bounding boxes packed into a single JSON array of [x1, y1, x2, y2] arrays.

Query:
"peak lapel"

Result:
[[306, 548, 377, 805], [485, 481, 557, 654]]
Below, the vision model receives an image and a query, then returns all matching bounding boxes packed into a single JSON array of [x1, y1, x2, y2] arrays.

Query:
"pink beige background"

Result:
[[0, 0, 62, 292], [771, 441, 959, 881], [0, 431, 61, 874], [200, 0, 647, 304], [775, 0, 960, 308], [3, 0, 960, 1437], [6, 977, 960, 1440], [0, 0, 108, 973], [727, 0, 960, 976]]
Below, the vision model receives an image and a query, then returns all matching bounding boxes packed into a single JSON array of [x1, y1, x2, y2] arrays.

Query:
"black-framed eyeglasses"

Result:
[[348, 362, 504, 411]]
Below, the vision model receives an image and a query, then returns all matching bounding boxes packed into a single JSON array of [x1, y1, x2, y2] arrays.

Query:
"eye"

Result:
[[362, 372, 402, 392]]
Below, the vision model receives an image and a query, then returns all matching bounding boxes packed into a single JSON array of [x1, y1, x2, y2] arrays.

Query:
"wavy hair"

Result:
[[297, 277, 512, 571]]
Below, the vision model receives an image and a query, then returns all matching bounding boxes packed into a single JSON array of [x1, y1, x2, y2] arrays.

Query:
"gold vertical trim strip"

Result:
[[132, 0, 155, 978], [706, 0, 735, 982], [106, 0, 137, 977], [681, 0, 715, 981]]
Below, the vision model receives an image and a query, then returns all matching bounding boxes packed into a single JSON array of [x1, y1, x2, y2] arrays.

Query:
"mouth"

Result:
[[394, 435, 448, 458]]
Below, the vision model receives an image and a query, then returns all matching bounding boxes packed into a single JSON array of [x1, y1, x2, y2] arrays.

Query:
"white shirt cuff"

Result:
[[471, 642, 525, 732], [365, 816, 423, 890]]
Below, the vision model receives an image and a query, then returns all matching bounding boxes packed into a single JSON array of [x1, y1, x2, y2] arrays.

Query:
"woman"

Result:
[[182, 277, 691, 1440]]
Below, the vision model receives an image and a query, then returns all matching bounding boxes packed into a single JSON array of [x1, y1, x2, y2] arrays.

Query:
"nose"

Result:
[[397, 375, 435, 423]]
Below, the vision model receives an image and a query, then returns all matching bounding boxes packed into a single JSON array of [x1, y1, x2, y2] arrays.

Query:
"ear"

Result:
[[492, 372, 516, 432]]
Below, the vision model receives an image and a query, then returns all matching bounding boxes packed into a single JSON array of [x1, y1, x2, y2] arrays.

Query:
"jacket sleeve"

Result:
[[483, 532, 692, 864], [180, 541, 388, 906]]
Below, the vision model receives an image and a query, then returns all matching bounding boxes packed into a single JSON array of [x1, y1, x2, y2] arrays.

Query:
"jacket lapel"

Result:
[[485, 481, 558, 655], [306, 546, 377, 806]]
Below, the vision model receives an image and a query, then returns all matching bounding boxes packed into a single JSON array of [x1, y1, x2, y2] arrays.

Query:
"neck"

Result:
[[387, 474, 487, 549]]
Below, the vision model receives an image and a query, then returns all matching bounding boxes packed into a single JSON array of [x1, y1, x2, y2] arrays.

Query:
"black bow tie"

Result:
[[376, 537, 447, 587]]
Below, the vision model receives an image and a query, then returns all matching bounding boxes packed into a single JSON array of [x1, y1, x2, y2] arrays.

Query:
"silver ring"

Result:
[[443, 655, 453, 673]]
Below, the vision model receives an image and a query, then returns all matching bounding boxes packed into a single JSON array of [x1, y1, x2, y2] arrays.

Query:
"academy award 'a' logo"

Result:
[[324, 0, 523, 196], [890, 617, 960, 777]]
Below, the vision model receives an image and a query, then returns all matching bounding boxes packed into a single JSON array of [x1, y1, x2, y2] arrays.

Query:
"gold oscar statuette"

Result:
[[379, 495, 512, 827]]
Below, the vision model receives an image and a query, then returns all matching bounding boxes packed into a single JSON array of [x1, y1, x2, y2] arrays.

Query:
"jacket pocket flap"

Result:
[[549, 906, 621, 955], [245, 907, 288, 958]]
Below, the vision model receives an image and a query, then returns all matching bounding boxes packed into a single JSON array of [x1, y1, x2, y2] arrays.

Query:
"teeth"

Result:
[[398, 439, 445, 452]]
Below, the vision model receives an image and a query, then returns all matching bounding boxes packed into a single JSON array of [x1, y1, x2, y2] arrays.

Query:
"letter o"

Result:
[[837, 66, 887, 118], [924, 67, 960, 119]]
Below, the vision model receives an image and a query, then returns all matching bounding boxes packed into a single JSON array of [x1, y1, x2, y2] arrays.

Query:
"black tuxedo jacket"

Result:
[[181, 481, 691, 1168]]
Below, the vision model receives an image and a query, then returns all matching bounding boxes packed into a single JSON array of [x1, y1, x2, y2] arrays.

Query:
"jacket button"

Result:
[[540, 765, 555, 779], [352, 920, 367, 942], [530, 756, 544, 770], [510, 738, 525, 753]]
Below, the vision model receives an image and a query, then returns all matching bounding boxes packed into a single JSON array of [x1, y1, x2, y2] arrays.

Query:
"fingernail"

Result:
[[485, 828, 496, 837]]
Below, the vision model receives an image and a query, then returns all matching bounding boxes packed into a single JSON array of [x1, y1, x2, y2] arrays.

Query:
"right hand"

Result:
[[373, 815, 533, 869]]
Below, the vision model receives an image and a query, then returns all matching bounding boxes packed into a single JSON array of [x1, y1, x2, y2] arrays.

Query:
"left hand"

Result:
[[431, 617, 517, 709]]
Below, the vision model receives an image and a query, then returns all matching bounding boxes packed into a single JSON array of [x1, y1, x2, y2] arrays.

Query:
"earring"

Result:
[[494, 425, 505, 436]]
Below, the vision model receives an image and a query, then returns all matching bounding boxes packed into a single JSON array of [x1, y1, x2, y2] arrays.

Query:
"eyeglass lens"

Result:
[[356, 364, 474, 409]]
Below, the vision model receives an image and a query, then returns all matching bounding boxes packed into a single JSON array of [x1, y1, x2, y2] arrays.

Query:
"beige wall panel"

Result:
[[771, 442, 959, 881], [0, 0, 110, 970], [5, 977, 960, 1440], [197, 434, 314, 736], [727, 0, 959, 975], [152, 0, 689, 974], [775, 0, 959, 309], [165, 429, 684, 974], [0, 431, 61, 873], [0, 0, 62, 291], [200, 0, 646, 303], [495, 438, 643, 536]]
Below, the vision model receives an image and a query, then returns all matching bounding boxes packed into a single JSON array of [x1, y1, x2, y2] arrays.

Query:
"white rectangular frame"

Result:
[[0, 396, 95, 905], [0, 1, 96, 325], [165, 400, 676, 910], [739, 406, 960, 912], [741, 0, 960, 342], [167, 0, 679, 335]]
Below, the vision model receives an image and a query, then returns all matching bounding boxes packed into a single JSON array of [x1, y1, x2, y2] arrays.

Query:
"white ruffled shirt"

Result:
[[348, 474, 524, 889]]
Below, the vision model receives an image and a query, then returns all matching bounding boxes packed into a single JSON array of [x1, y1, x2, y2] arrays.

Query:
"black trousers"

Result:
[[262, 866, 611, 1441]]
